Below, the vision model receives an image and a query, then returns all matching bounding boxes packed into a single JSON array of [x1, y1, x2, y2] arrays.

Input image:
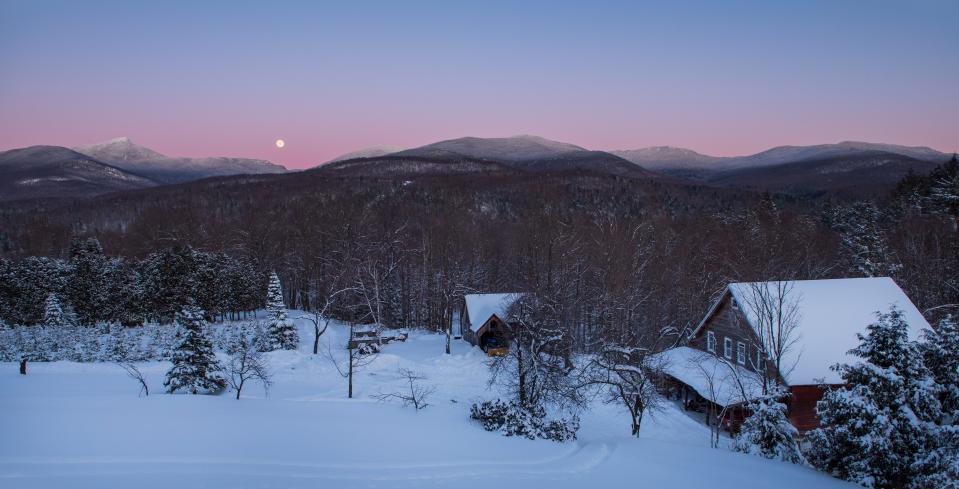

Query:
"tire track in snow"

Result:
[[0, 441, 614, 483]]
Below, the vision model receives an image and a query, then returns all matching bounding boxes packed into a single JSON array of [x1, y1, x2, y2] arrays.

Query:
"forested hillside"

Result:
[[1, 156, 955, 343]]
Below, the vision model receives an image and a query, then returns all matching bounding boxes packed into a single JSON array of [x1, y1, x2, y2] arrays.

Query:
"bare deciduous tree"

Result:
[[738, 281, 802, 392], [118, 362, 149, 397], [490, 294, 578, 410], [326, 321, 379, 399], [580, 343, 664, 436], [372, 368, 435, 410], [226, 326, 272, 400]]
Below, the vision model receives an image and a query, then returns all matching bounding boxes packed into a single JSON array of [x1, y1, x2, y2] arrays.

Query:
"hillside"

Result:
[[0, 145, 156, 201], [0, 316, 855, 489]]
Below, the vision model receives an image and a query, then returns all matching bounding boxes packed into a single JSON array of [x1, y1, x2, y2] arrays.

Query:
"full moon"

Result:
[[275, 139, 285, 148]]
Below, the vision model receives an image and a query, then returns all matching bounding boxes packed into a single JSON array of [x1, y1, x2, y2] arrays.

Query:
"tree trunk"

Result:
[[348, 350, 354, 399], [517, 346, 526, 405], [313, 325, 320, 354], [19, 358, 26, 375]]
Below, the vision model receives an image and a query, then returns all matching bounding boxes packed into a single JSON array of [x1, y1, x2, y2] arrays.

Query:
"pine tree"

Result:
[[163, 302, 225, 394], [923, 315, 959, 422], [66, 237, 110, 325], [264, 272, 297, 351], [828, 202, 901, 278], [805, 307, 946, 488], [42, 293, 70, 328], [927, 154, 959, 219], [733, 389, 804, 464]]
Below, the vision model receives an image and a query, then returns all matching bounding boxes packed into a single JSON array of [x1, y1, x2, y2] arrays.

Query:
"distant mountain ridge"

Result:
[[0, 145, 155, 201], [2, 135, 953, 202], [320, 135, 652, 178], [327, 145, 405, 163], [73, 137, 287, 184], [612, 141, 949, 171]]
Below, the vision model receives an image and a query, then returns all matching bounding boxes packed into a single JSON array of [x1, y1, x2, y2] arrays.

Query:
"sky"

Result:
[[0, 0, 956, 169]]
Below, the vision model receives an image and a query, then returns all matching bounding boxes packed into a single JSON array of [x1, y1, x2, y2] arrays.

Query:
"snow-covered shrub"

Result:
[[358, 342, 380, 355], [470, 400, 510, 431], [470, 399, 579, 442], [732, 390, 804, 464], [0, 315, 257, 363]]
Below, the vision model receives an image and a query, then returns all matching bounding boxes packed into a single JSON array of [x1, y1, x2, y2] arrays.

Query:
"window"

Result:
[[706, 331, 716, 353], [756, 349, 764, 369], [736, 342, 746, 365], [723, 337, 732, 359]]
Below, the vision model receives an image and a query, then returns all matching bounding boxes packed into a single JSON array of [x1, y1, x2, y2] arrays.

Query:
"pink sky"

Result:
[[1, 1, 956, 168]]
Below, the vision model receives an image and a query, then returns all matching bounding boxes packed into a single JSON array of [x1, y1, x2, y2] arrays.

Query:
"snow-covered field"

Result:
[[0, 314, 854, 488]]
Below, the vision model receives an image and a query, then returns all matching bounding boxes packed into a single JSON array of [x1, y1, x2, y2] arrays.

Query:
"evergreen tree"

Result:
[[264, 272, 297, 351], [42, 293, 70, 328], [733, 389, 804, 464], [805, 307, 946, 488], [923, 315, 959, 422], [828, 202, 901, 278], [66, 237, 110, 325], [927, 154, 959, 219], [163, 302, 225, 394]]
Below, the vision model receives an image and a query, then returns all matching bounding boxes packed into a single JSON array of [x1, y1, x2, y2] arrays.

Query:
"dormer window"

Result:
[[706, 331, 716, 353], [724, 337, 732, 359]]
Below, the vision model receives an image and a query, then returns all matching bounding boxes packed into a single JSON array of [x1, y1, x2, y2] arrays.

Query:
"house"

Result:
[[460, 293, 524, 353], [653, 277, 931, 433]]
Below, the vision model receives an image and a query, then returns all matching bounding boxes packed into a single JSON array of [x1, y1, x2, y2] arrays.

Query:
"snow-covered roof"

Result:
[[651, 346, 764, 407], [695, 277, 931, 386], [463, 293, 524, 332]]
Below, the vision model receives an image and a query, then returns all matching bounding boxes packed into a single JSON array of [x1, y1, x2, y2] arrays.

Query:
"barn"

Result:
[[653, 277, 931, 433], [460, 293, 524, 352]]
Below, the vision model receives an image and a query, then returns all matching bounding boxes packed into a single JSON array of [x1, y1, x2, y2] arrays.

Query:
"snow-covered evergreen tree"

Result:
[[264, 272, 297, 351], [163, 302, 225, 394], [42, 293, 70, 328], [922, 315, 959, 422], [733, 389, 804, 464], [102, 322, 131, 362], [805, 307, 947, 488], [828, 202, 901, 278]]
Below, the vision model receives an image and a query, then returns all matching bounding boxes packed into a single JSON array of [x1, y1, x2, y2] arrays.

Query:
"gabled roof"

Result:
[[692, 277, 931, 385], [463, 293, 524, 332], [652, 346, 764, 407]]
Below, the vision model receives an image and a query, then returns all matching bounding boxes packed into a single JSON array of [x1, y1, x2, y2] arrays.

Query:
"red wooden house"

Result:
[[654, 277, 930, 433]]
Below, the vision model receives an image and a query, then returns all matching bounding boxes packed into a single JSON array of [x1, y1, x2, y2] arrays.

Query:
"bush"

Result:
[[470, 399, 579, 442]]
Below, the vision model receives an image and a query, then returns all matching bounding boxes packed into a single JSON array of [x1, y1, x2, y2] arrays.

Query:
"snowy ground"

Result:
[[0, 314, 854, 488]]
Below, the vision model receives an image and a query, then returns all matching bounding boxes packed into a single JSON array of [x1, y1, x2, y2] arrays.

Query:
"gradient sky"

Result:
[[1, 0, 956, 168]]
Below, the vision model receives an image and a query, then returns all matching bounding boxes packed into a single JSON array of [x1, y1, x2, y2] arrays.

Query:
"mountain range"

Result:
[[0, 138, 287, 201], [72, 137, 286, 184], [323, 136, 950, 195], [0, 135, 952, 202]]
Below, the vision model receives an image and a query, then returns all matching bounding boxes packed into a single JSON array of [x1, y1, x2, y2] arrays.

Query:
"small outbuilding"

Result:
[[460, 293, 524, 353]]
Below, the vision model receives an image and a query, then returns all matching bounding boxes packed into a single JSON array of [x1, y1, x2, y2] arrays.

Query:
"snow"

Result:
[[652, 346, 764, 406], [463, 293, 523, 332], [0, 313, 857, 488], [718, 277, 931, 385]]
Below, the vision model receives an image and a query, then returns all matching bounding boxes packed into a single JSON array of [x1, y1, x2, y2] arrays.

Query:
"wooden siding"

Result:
[[787, 384, 841, 433], [688, 294, 774, 379]]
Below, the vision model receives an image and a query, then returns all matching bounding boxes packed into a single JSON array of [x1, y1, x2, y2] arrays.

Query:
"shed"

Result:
[[460, 293, 524, 351]]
